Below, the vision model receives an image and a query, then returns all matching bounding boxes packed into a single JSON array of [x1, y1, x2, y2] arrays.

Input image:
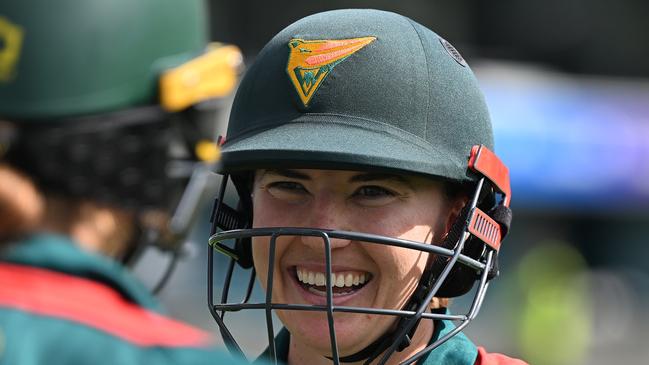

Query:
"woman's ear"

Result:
[[69, 200, 135, 258], [443, 195, 469, 236]]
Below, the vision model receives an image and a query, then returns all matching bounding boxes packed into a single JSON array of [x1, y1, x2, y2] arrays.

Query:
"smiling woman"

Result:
[[250, 169, 462, 360], [207, 8, 525, 365]]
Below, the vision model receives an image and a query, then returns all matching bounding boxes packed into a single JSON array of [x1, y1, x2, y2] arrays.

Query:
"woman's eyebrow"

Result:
[[261, 169, 311, 180], [349, 173, 413, 187]]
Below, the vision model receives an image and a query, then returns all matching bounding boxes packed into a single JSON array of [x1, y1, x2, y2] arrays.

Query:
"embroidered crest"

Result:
[[0, 16, 24, 82], [287, 36, 376, 106]]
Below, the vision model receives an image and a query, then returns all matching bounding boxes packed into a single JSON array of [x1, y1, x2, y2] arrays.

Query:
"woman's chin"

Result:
[[281, 311, 389, 357]]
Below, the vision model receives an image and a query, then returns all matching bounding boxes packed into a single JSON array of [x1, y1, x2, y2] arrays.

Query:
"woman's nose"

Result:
[[299, 195, 352, 250], [300, 234, 352, 251]]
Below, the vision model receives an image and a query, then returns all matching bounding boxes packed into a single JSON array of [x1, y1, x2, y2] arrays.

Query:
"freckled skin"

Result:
[[251, 169, 464, 364]]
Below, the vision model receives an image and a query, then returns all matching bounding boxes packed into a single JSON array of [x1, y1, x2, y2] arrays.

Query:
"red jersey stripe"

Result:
[[0, 263, 213, 348], [475, 347, 529, 365]]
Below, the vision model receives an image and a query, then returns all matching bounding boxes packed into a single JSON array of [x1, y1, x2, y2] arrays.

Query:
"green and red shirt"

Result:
[[0, 234, 242, 365]]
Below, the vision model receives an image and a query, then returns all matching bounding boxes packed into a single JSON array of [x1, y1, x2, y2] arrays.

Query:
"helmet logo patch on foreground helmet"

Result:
[[286, 37, 376, 106]]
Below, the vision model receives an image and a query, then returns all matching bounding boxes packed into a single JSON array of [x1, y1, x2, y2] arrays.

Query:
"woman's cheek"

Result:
[[348, 207, 400, 237], [252, 237, 270, 290], [254, 194, 305, 228]]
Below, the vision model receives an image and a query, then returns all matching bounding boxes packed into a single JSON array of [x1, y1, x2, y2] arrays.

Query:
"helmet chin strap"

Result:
[[332, 266, 436, 364], [331, 206, 470, 364]]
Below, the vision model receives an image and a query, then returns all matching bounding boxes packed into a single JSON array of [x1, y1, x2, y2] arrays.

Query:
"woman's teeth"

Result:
[[296, 268, 368, 288]]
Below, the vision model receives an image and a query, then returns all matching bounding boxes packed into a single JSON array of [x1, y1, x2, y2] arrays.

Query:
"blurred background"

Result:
[[133, 1, 649, 364]]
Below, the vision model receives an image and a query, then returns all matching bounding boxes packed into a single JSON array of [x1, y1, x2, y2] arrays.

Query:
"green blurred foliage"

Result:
[[516, 241, 592, 365]]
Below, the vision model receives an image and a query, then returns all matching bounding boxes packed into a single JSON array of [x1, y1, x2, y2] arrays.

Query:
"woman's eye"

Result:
[[351, 186, 398, 206], [268, 181, 306, 192], [353, 186, 396, 198], [266, 181, 309, 201]]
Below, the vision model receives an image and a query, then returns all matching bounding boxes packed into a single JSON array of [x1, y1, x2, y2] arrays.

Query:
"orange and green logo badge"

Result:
[[287, 36, 376, 106], [0, 16, 24, 82]]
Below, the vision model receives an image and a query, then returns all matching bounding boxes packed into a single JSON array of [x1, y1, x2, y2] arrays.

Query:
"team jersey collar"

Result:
[[0, 233, 159, 310], [419, 309, 479, 365]]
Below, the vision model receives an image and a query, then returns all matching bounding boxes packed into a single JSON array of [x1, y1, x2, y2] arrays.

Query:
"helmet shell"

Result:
[[220, 9, 493, 182], [0, 0, 207, 120]]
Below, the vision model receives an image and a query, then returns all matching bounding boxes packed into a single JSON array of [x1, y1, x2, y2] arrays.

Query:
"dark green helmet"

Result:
[[1, 0, 242, 261], [219, 9, 493, 183], [209, 9, 512, 365], [0, 0, 209, 119]]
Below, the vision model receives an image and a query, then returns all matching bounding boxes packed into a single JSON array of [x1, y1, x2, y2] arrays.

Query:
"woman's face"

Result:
[[251, 169, 458, 357]]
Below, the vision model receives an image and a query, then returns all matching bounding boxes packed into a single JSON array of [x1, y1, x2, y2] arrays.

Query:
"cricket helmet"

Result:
[[0, 0, 242, 263], [208, 9, 511, 364]]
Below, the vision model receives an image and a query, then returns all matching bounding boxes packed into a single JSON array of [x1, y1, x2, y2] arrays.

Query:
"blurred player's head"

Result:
[[0, 0, 241, 263], [208, 9, 511, 365]]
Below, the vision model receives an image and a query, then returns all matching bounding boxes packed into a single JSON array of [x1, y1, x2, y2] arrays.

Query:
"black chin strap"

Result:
[[334, 205, 471, 364], [335, 267, 436, 364]]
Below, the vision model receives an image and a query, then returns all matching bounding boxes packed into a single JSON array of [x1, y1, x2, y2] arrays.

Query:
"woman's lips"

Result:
[[297, 267, 370, 288], [287, 265, 373, 305]]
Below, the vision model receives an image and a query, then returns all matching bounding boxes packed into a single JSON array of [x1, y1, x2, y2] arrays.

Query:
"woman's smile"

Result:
[[276, 242, 381, 309], [293, 266, 372, 296], [287, 264, 375, 305]]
